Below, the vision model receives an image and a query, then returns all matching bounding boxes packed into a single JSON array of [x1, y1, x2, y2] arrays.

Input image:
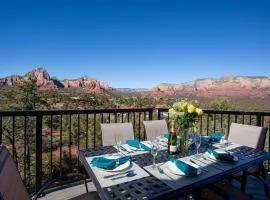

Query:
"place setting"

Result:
[[143, 133, 207, 189], [112, 132, 152, 154], [190, 146, 241, 172], [85, 152, 150, 188], [113, 130, 169, 155], [143, 129, 240, 189], [83, 132, 152, 187], [144, 152, 222, 190], [207, 127, 241, 150]]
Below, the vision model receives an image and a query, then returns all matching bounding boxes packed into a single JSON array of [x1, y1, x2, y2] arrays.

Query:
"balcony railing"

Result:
[[0, 108, 269, 193]]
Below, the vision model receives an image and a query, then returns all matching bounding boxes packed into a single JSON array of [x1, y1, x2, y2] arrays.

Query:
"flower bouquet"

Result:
[[168, 100, 203, 155]]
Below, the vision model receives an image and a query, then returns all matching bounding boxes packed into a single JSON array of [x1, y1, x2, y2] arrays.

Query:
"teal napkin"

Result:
[[91, 155, 130, 170], [170, 157, 198, 176], [207, 149, 235, 163], [210, 133, 222, 143], [163, 133, 170, 139], [126, 140, 151, 151]]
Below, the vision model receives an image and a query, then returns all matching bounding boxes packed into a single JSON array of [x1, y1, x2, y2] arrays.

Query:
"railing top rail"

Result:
[[0, 107, 270, 117], [157, 108, 270, 116], [0, 107, 155, 117]]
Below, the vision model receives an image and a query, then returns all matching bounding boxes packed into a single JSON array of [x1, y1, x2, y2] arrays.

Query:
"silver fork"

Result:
[[189, 159, 209, 172], [201, 155, 224, 171], [157, 164, 174, 180], [202, 155, 221, 165]]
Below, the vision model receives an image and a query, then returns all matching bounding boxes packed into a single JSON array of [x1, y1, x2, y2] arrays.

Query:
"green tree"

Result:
[[208, 98, 238, 110]]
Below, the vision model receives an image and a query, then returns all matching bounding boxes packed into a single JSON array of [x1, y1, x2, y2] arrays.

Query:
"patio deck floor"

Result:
[[39, 174, 270, 200]]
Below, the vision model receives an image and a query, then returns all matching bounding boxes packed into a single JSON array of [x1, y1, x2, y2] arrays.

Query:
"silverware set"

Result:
[[157, 163, 174, 180], [229, 146, 263, 159], [189, 159, 209, 172]]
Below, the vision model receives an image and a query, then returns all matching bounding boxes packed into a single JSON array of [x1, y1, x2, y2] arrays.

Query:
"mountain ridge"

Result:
[[151, 75, 270, 97], [0, 67, 269, 97]]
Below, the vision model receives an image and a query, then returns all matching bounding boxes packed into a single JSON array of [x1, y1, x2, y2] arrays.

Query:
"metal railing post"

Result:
[[256, 114, 262, 126], [149, 107, 153, 121], [158, 109, 161, 120], [35, 114, 43, 191]]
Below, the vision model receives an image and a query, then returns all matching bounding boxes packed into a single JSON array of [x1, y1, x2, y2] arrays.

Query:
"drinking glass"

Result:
[[151, 139, 159, 169], [220, 128, 228, 150], [114, 133, 122, 155], [194, 132, 201, 156], [155, 127, 163, 144], [186, 128, 195, 148]]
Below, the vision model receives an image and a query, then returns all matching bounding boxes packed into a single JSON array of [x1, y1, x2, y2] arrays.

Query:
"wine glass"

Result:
[[194, 132, 201, 157], [114, 133, 122, 155], [151, 139, 159, 169]]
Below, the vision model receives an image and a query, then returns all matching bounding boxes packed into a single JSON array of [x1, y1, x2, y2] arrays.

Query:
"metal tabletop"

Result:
[[78, 144, 270, 200]]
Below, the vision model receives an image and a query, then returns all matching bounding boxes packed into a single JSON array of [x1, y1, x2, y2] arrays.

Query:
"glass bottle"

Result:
[[168, 124, 177, 155]]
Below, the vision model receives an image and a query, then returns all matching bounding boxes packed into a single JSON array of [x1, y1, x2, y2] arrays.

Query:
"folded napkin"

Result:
[[210, 133, 222, 143], [207, 149, 235, 163], [126, 140, 151, 151], [169, 157, 198, 176], [163, 133, 170, 139], [91, 155, 130, 170]]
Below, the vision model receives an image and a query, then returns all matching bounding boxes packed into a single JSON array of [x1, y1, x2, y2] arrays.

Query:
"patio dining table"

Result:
[[78, 141, 270, 200]]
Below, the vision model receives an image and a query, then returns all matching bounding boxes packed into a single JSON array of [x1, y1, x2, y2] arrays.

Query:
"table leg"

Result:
[[241, 170, 247, 192], [259, 163, 270, 198]]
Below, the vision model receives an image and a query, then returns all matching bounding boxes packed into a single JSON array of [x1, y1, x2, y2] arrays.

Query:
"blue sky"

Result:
[[0, 0, 269, 88]]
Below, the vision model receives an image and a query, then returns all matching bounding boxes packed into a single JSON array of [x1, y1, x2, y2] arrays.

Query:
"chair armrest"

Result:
[[31, 173, 87, 200]]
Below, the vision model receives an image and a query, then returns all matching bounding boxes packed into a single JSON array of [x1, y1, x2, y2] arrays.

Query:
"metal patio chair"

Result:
[[143, 119, 169, 141], [100, 122, 134, 146], [228, 123, 269, 196], [0, 145, 99, 200], [209, 123, 269, 199]]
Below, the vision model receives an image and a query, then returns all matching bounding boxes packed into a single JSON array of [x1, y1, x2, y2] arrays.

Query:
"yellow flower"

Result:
[[196, 108, 203, 116], [179, 101, 187, 111], [187, 104, 196, 113], [168, 108, 176, 116]]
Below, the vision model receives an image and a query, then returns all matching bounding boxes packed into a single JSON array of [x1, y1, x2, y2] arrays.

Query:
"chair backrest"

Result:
[[143, 120, 169, 141], [100, 123, 134, 146], [0, 145, 30, 200], [228, 123, 268, 149]]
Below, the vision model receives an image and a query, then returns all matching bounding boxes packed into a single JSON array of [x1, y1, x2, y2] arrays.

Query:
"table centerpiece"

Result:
[[168, 100, 203, 155]]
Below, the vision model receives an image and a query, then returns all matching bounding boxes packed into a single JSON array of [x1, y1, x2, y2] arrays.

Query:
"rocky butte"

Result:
[[0, 68, 113, 93]]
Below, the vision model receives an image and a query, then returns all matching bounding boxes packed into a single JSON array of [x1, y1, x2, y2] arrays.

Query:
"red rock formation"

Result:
[[0, 68, 113, 93], [62, 76, 112, 93], [1, 68, 269, 97], [23, 67, 58, 89], [150, 76, 270, 97], [0, 75, 21, 87], [0, 68, 58, 89]]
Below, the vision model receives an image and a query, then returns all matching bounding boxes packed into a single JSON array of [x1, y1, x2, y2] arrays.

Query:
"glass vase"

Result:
[[179, 127, 193, 157]]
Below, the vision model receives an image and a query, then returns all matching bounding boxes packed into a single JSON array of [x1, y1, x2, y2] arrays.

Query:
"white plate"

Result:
[[127, 141, 151, 151], [160, 137, 168, 143], [205, 149, 238, 162], [201, 135, 210, 141], [165, 160, 202, 176], [91, 155, 131, 172]]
